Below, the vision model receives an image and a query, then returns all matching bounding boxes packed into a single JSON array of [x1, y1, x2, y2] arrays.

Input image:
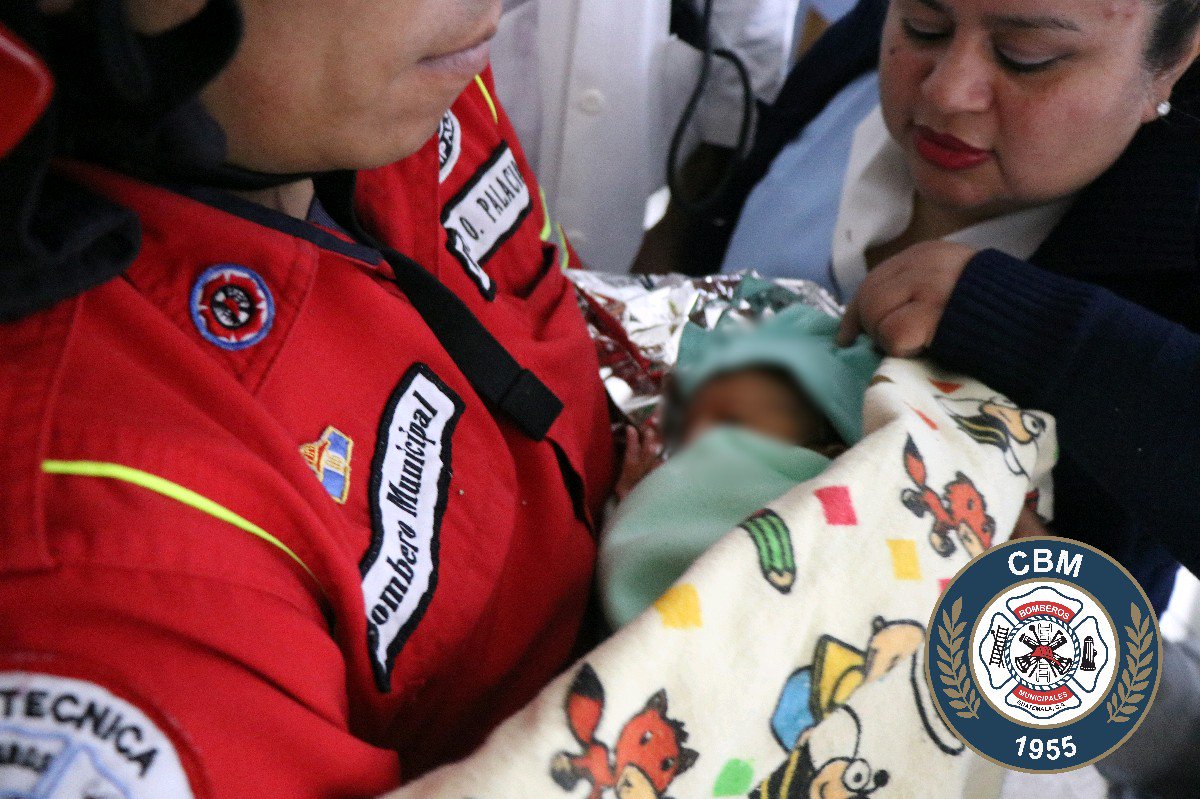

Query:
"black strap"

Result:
[[314, 171, 563, 441]]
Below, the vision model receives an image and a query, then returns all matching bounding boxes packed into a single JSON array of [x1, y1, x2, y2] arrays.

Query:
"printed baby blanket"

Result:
[[381, 357, 1056, 799]]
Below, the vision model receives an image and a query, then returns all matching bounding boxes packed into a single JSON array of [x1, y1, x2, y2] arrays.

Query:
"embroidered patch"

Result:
[[300, 426, 354, 504], [441, 142, 532, 299], [190, 264, 274, 351], [0, 671, 196, 798], [363, 365, 464, 691], [438, 111, 462, 183]]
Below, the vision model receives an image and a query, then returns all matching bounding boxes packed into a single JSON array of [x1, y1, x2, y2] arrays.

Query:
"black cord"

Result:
[[666, 0, 755, 219]]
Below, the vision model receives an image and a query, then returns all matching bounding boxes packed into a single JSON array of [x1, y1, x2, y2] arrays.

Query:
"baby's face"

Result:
[[681, 369, 831, 449]]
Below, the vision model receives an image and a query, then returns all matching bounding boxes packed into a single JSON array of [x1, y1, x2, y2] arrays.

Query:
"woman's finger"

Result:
[[836, 298, 864, 346], [855, 277, 917, 345], [1012, 507, 1052, 539], [874, 300, 937, 357]]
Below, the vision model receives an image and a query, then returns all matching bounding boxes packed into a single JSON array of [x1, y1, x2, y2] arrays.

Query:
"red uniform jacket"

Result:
[[0, 71, 615, 798]]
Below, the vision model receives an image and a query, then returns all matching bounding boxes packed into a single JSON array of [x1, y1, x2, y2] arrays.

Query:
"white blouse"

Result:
[[831, 107, 1072, 300]]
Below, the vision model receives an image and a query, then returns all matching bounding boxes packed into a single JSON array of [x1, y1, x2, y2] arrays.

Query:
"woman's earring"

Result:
[[1158, 100, 1172, 117]]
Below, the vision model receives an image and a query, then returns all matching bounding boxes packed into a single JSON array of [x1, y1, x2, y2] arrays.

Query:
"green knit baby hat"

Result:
[[675, 303, 881, 444]]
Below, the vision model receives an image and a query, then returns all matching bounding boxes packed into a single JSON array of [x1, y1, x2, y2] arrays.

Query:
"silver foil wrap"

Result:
[[566, 270, 842, 425]]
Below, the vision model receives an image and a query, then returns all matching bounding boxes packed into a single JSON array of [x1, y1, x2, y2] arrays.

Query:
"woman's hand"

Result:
[[837, 241, 977, 356]]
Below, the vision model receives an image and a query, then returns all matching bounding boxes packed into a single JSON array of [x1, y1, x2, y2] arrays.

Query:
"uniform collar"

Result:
[[60, 162, 387, 390], [178, 183, 384, 267]]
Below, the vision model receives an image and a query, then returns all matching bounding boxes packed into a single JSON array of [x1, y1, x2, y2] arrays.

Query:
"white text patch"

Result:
[[438, 111, 462, 184], [441, 142, 532, 299], [0, 671, 194, 798], [363, 365, 464, 691]]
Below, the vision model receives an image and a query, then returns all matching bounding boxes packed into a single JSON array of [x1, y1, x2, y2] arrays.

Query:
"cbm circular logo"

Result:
[[926, 537, 1161, 773]]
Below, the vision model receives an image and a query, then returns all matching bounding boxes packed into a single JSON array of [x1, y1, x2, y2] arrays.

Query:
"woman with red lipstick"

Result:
[[668, 0, 1200, 614]]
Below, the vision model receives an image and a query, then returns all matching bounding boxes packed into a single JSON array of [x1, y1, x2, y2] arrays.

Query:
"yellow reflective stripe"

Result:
[[474, 75, 499, 124], [539, 189, 553, 242], [556, 224, 570, 270], [42, 460, 324, 593]]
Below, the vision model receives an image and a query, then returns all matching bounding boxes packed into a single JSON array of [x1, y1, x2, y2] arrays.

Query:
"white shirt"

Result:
[[696, 0, 804, 148], [492, 0, 840, 273], [831, 107, 1072, 300]]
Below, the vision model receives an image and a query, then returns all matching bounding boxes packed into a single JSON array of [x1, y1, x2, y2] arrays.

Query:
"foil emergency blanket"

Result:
[[565, 270, 841, 425]]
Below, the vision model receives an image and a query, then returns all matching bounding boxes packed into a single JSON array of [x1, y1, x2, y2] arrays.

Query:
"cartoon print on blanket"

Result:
[[752, 706, 889, 799], [935, 395, 1047, 478], [740, 509, 797, 593], [377, 359, 1054, 799], [550, 664, 698, 799], [753, 649, 968, 799], [756, 619, 924, 798], [900, 436, 996, 559], [768, 618, 926, 751]]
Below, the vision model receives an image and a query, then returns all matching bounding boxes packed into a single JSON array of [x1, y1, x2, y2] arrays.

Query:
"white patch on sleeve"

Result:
[[363, 364, 464, 691], [438, 111, 462, 184], [0, 672, 195, 798], [441, 142, 532, 299]]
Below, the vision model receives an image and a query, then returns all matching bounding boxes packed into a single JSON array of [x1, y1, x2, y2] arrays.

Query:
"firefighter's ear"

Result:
[[678, 747, 699, 774], [645, 689, 668, 714]]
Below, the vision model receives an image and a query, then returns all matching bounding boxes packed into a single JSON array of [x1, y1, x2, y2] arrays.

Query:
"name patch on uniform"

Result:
[[438, 111, 462, 183], [363, 365, 464, 691], [441, 142, 532, 299], [0, 671, 195, 798]]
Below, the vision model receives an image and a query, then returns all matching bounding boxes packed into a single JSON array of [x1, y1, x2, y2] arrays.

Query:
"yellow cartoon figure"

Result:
[[753, 618, 925, 798]]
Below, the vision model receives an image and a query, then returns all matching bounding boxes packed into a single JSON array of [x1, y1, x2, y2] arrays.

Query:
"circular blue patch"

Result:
[[190, 265, 274, 351], [926, 537, 1161, 773]]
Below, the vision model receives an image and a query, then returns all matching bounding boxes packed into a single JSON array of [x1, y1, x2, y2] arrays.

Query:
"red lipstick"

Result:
[[914, 126, 992, 171]]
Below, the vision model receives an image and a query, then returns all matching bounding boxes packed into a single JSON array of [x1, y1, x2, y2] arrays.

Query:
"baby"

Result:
[[600, 304, 881, 629]]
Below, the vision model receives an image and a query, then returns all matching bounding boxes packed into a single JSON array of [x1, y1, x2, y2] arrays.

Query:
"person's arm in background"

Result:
[[696, 0, 800, 153], [635, 0, 813, 275], [932, 251, 1200, 575], [839, 243, 1200, 576]]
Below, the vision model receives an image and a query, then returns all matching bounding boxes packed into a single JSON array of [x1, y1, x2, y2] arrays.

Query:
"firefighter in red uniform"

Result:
[[0, 1, 615, 797]]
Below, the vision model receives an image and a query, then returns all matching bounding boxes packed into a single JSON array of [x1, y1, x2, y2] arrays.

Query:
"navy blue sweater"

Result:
[[693, 0, 1200, 611]]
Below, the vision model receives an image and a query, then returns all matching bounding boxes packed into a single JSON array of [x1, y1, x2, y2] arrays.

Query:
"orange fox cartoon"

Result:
[[901, 436, 995, 558], [551, 664, 698, 799]]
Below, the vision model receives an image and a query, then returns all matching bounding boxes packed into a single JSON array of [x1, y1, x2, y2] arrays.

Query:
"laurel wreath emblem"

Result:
[[1105, 603, 1154, 724], [935, 597, 981, 719]]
